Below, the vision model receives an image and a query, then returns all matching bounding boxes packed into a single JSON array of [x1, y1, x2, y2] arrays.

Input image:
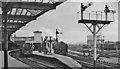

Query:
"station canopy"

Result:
[[1, 0, 66, 39]]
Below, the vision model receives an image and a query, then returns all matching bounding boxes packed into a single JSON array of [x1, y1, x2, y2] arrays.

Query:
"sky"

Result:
[[7, 1, 118, 43]]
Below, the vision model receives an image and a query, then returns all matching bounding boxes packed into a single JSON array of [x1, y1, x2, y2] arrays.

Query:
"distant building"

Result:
[[87, 35, 101, 51], [87, 35, 119, 50], [11, 35, 34, 41], [87, 35, 101, 46], [11, 31, 43, 46], [103, 41, 120, 50], [11, 35, 34, 46], [115, 41, 120, 50]]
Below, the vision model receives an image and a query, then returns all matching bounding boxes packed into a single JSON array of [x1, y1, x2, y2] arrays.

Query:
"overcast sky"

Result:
[[11, 1, 119, 43]]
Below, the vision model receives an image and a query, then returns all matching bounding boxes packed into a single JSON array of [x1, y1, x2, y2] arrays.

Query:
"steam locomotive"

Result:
[[20, 42, 33, 56], [20, 41, 68, 55], [53, 41, 68, 55]]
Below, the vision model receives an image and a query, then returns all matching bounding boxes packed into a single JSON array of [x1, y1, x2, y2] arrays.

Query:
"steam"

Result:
[[39, 27, 55, 38]]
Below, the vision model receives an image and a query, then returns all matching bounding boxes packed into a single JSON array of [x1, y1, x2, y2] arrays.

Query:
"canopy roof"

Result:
[[1, 0, 66, 39]]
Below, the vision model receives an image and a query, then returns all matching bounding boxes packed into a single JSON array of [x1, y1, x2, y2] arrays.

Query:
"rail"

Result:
[[9, 50, 71, 69], [68, 50, 118, 69]]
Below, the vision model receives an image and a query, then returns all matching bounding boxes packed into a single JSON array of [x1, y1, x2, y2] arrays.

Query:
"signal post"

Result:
[[78, 3, 115, 69]]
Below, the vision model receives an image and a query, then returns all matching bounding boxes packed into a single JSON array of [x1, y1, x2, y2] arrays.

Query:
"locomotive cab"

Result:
[[53, 41, 68, 55]]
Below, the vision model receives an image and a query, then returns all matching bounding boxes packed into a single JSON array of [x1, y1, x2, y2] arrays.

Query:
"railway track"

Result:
[[9, 49, 119, 69], [9, 51, 71, 69], [68, 50, 119, 69], [30, 54, 70, 69], [9, 51, 53, 69]]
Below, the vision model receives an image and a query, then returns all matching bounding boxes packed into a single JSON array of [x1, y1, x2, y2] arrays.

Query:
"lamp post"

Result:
[[2, 2, 8, 69], [49, 36, 52, 53]]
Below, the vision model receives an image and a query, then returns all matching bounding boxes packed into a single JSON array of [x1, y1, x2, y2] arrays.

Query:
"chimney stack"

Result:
[[34, 31, 43, 43]]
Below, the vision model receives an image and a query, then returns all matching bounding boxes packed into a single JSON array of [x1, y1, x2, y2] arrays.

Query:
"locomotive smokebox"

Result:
[[34, 31, 43, 43]]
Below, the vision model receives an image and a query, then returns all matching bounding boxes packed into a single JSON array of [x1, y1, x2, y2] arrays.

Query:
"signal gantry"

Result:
[[77, 2, 116, 69]]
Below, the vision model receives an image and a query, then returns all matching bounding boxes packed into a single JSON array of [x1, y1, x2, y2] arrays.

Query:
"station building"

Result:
[[11, 31, 43, 46]]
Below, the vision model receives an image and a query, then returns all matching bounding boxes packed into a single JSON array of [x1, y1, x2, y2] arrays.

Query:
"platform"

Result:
[[33, 51, 82, 68], [0, 51, 33, 69]]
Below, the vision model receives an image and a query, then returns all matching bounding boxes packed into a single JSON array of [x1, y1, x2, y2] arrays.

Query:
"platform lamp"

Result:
[[49, 36, 52, 53]]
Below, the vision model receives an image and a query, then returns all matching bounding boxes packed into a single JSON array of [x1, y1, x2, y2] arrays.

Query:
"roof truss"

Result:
[[1, 1, 65, 38]]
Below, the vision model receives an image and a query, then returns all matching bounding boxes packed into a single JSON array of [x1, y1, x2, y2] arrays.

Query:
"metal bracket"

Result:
[[96, 24, 105, 34], [84, 23, 94, 34], [84, 23, 105, 35]]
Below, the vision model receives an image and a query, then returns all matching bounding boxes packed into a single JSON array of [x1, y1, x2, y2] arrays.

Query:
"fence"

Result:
[[78, 11, 115, 21]]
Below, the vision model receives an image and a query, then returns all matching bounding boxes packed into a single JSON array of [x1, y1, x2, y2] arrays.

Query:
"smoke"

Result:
[[39, 27, 56, 38]]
